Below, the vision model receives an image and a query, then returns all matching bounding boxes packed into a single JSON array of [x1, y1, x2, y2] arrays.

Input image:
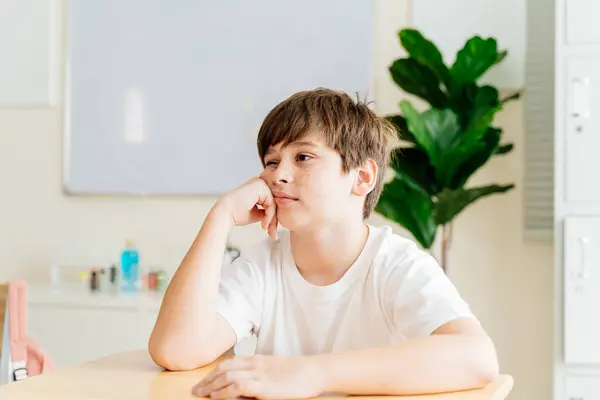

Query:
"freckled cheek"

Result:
[[303, 178, 331, 204], [296, 175, 316, 201]]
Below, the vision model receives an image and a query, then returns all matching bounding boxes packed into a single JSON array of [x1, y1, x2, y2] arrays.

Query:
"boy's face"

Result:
[[259, 133, 364, 231]]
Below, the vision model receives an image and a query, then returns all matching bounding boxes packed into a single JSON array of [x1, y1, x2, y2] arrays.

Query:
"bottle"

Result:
[[108, 264, 118, 294], [120, 240, 140, 292], [90, 269, 99, 292]]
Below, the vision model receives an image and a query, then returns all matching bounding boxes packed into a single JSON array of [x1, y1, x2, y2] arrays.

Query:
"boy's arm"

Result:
[[148, 177, 277, 371], [148, 202, 236, 371], [318, 250, 499, 395], [314, 317, 499, 396], [191, 318, 498, 399], [316, 248, 500, 395]]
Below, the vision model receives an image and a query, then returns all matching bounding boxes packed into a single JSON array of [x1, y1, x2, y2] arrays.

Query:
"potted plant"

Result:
[[375, 29, 520, 272]]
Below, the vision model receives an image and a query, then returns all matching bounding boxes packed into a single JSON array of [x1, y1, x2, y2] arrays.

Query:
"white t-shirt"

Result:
[[216, 224, 475, 356]]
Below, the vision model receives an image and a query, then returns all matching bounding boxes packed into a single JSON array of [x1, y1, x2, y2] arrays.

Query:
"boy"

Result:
[[148, 88, 499, 399]]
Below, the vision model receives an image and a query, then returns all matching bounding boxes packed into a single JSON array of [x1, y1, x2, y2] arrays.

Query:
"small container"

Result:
[[148, 271, 158, 290], [156, 270, 169, 292], [109, 264, 117, 284], [120, 240, 140, 292], [90, 270, 99, 291]]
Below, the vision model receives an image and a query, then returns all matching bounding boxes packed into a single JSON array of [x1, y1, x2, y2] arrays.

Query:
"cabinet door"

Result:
[[565, 376, 600, 400], [565, 59, 600, 202], [566, 0, 600, 44], [28, 305, 155, 369], [564, 217, 600, 364]]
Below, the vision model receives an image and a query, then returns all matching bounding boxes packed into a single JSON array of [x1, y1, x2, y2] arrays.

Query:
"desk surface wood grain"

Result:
[[0, 350, 513, 399]]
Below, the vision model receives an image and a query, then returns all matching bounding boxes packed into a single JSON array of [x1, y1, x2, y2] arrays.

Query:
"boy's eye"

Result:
[[296, 154, 312, 162], [265, 160, 278, 166]]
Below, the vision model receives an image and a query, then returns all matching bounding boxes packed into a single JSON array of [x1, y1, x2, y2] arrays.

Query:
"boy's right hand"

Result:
[[217, 177, 278, 240]]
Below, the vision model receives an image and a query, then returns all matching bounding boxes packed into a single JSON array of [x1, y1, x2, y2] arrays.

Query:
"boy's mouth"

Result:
[[273, 191, 298, 205]]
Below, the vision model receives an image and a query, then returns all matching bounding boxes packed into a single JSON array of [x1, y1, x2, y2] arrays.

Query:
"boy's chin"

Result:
[[275, 211, 310, 232]]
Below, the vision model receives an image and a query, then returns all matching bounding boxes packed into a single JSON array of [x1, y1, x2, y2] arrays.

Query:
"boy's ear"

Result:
[[352, 159, 378, 196]]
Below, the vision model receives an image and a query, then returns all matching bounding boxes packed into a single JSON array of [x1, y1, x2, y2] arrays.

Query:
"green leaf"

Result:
[[385, 114, 415, 143], [390, 147, 438, 195], [399, 101, 486, 188], [376, 178, 437, 248], [389, 58, 448, 108], [449, 84, 499, 130], [398, 29, 453, 91], [448, 82, 478, 126], [436, 102, 501, 187], [450, 36, 503, 84], [434, 184, 515, 225], [434, 145, 484, 189], [473, 85, 500, 111], [422, 108, 463, 154], [462, 101, 502, 148], [447, 128, 502, 189], [398, 101, 432, 153], [496, 50, 508, 64], [399, 101, 461, 167], [495, 143, 513, 155]]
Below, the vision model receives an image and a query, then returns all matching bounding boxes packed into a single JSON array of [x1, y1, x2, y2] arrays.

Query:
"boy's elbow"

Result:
[[475, 359, 499, 388], [473, 336, 500, 387], [148, 336, 213, 371]]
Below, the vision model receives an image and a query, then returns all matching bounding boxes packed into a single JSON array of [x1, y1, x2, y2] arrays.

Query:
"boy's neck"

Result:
[[289, 219, 369, 287]]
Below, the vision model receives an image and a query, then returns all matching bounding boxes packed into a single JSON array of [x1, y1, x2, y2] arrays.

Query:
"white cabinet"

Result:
[[565, 0, 600, 44], [28, 304, 158, 369], [564, 217, 600, 364], [565, 376, 600, 400], [556, 1, 600, 399], [565, 59, 600, 202], [24, 285, 256, 369], [23, 285, 162, 369]]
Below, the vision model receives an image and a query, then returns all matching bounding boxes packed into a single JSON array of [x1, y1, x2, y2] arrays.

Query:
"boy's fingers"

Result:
[[248, 206, 265, 226], [256, 187, 275, 230], [193, 371, 256, 397], [192, 359, 253, 393], [208, 378, 261, 400], [268, 214, 278, 240], [262, 198, 276, 232], [257, 185, 275, 209]]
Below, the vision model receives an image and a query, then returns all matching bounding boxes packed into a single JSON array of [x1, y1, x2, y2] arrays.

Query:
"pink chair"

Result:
[[0, 281, 54, 383]]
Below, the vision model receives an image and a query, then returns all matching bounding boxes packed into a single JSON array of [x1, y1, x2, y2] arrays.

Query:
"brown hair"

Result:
[[256, 87, 395, 219]]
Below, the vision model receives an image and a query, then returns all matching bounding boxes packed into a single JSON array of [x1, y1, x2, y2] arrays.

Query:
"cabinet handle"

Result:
[[578, 236, 590, 279], [569, 397, 584, 400], [572, 77, 590, 119]]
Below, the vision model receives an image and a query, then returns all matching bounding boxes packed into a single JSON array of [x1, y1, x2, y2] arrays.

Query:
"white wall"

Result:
[[412, 0, 526, 89], [0, 0, 552, 399]]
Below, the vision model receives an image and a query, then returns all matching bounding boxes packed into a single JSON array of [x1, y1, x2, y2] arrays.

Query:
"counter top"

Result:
[[26, 284, 164, 310]]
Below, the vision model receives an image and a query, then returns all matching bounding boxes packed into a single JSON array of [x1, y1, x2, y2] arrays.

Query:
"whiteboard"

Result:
[[63, 0, 373, 195], [413, 0, 525, 89]]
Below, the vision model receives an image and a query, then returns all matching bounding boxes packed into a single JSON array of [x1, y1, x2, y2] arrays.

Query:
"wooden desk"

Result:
[[0, 350, 513, 399]]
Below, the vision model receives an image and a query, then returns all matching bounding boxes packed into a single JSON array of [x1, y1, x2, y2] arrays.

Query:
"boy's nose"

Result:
[[273, 164, 292, 184]]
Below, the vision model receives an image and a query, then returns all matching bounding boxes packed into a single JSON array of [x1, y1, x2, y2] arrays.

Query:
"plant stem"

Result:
[[500, 91, 522, 104], [441, 223, 453, 273]]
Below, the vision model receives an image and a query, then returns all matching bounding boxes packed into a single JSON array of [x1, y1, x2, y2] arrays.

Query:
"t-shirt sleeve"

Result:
[[384, 250, 475, 340], [215, 253, 263, 345]]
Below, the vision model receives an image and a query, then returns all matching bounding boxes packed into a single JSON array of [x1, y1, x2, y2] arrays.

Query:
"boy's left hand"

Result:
[[191, 355, 325, 399]]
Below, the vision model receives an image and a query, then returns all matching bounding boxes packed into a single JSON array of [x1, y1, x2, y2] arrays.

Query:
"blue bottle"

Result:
[[120, 240, 140, 292]]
